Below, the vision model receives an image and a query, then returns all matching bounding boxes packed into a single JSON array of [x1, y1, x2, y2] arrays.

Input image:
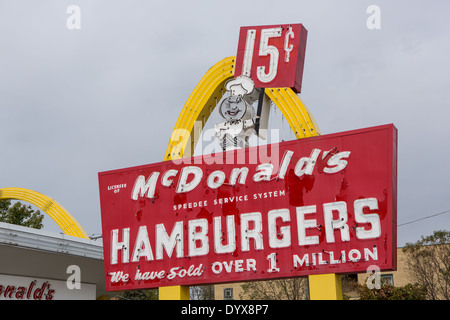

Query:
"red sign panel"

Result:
[[234, 23, 308, 93], [99, 125, 397, 291]]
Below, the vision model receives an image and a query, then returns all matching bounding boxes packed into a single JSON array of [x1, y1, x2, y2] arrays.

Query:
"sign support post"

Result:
[[159, 285, 190, 300], [308, 274, 343, 300]]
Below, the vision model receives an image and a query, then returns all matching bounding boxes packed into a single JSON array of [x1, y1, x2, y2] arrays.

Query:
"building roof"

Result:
[[0, 222, 103, 259]]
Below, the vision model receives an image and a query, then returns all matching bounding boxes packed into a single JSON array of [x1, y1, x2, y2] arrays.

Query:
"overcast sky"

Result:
[[1, 1, 449, 246]]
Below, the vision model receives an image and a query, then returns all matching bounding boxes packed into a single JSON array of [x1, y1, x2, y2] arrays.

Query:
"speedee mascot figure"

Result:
[[214, 76, 257, 151]]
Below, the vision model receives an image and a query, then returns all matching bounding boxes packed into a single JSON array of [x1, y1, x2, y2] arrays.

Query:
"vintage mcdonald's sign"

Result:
[[99, 124, 397, 291]]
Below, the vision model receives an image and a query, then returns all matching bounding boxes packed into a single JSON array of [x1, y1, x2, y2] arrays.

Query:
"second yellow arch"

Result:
[[0, 187, 89, 239], [164, 56, 320, 160]]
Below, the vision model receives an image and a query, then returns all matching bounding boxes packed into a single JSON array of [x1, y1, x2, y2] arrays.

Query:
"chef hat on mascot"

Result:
[[225, 76, 255, 97]]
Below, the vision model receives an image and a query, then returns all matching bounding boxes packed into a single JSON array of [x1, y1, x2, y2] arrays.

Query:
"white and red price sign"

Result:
[[99, 125, 397, 291], [234, 23, 308, 93]]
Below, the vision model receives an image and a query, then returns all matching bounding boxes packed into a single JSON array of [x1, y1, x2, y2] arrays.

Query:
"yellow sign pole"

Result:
[[308, 274, 343, 300], [159, 285, 190, 300], [162, 56, 341, 300]]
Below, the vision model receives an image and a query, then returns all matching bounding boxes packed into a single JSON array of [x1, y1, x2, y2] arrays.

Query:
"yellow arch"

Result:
[[0, 187, 89, 239], [164, 56, 320, 160]]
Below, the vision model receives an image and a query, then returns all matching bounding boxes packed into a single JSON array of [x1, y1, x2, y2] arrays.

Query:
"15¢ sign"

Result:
[[235, 23, 308, 93]]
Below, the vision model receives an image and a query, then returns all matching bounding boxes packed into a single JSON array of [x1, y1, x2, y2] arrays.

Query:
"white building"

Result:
[[0, 222, 108, 300]]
